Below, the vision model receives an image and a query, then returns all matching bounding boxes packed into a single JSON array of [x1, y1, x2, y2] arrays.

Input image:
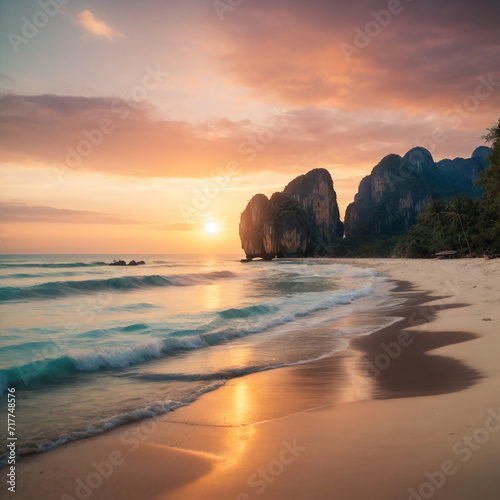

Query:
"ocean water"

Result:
[[0, 254, 400, 464]]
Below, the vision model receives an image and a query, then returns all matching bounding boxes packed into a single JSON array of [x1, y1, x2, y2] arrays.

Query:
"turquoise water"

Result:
[[0, 255, 398, 464]]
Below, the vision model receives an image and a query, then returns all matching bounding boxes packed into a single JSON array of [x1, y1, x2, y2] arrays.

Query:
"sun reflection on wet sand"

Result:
[[230, 379, 257, 458]]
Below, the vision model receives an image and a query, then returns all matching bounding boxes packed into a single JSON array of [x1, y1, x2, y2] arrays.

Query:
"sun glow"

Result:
[[204, 220, 221, 235]]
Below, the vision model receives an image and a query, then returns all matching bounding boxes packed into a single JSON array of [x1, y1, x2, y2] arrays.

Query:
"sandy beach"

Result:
[[12, 258, 500, 500]]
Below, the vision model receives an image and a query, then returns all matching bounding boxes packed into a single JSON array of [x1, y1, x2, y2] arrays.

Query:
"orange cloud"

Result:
[[77, 10, 124, 40], [0, 94, 492, 186], [0, 203, 141, 224]]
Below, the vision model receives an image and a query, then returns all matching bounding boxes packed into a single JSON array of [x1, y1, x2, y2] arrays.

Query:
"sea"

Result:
[[0, 254, 402, 465]]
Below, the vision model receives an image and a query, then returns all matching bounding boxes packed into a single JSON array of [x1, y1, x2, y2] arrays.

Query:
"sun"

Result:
[[204, 220, 221, 235]]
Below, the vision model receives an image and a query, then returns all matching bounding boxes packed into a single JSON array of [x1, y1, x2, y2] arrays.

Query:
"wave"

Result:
[[74, 322, 153, 339], [1, 357, 78, 391], [0, 284, 375, 392], [0, 271, 91, 279], [104, 302, 162, 312], [151, 260, 182, 266], [0, 337, 205, 392], [217, 303, 277, 319], [0, 261, 107, 269], [0, 270, 237, 302]]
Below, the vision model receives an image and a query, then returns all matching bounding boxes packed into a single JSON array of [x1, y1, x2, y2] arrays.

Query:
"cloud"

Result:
[[77, 10, 124, 40], [0, 73, 16, 84], [0, 202, 140, 225], [201, 0, 500, 111], [0, 94, 492, 183]]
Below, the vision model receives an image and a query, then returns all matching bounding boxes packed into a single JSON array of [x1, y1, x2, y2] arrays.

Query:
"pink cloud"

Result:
[[77, 10, 124, 40]]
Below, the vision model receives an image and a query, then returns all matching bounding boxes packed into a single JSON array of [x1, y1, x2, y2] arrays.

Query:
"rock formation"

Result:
[[239, 194, 272, 259], [108, 260, 146, 266], [344, 147, 491, 237], [284, 168, 344, 240], [262, 192, 311, 258], [239, 146, 491, 259], [239, 169, 342, 259]]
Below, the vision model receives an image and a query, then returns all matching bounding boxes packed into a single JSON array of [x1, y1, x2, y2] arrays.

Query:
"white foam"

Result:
[[69, 339, 164, 371]]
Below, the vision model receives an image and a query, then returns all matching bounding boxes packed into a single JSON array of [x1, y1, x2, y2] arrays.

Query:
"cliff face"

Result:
[[240, 146, 491, 257], [344, 147, 491, 237], [239, 169, 341, 259], [284, 168, 344, 240], [262, 193, 311, 258], [239, 194, 270, 259]]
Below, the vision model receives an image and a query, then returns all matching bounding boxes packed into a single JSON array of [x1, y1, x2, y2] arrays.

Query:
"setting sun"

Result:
[[204, 221, 221, 235]]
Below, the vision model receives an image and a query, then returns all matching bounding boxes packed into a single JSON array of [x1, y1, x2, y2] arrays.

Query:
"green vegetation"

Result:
[[312, 233, 402, 257], [396, 118, 500, 258]]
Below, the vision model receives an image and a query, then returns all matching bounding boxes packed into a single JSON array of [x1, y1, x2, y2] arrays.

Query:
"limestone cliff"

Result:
[[239, 194, 271, 259], [344, 147, 491, 237], [262, 193, 311, 258], [284, 168, 344, 240], [239, 169, 342, 259]]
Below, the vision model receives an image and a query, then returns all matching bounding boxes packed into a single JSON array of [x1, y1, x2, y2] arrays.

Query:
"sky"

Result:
[[0, 0, 499, 254]]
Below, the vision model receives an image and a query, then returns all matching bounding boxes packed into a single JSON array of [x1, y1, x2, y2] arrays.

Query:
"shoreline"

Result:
[[11, 258, 500, 500]]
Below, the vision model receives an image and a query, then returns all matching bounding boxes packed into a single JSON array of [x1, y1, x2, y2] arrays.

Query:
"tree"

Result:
[[478, 118, 500, 201], [446, 197, 472, 255], [422, 199, 447, 250]]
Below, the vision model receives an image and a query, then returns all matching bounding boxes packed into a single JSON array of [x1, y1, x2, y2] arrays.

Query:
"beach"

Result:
[[10, 258, 500, 500]]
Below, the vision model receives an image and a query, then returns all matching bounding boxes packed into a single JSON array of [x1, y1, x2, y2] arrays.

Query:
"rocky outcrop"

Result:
[[284, 168, 344, 240], [239, 169, 342, 259], [109, 260, 146, 266], [262, 193, 311, 258], [239, 194, 272, 259], [344, 147, 491, 237]]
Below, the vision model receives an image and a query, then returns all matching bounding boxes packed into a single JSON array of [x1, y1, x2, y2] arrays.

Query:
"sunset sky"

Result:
[[1, 0, 499, 254]]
